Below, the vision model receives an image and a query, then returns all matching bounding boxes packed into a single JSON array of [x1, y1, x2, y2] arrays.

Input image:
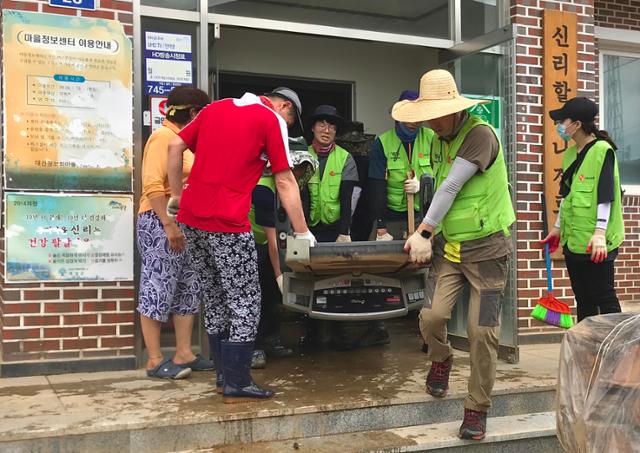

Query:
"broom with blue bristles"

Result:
[[531, 242, 574, 329]]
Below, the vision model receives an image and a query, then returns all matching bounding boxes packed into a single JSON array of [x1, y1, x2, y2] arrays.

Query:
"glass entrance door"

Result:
[[134, 0, 514, 364], [135, 16, 208, 363]]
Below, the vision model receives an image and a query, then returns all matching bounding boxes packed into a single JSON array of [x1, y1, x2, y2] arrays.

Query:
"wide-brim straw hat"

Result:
[[391, 69, 489, 122]]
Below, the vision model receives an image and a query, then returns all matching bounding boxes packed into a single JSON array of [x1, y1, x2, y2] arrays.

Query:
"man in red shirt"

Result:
[[167, 87, 316, 403]]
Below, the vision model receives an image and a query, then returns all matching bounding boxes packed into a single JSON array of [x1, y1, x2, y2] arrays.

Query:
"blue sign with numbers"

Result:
[[49, 0, 96, 10]]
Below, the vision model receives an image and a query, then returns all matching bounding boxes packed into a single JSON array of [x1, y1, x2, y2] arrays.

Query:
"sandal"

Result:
[[178, 353, 214, 372], [146, 358, 192, 379], [251, 349, 267, 369], [263, 335, 294, 358]]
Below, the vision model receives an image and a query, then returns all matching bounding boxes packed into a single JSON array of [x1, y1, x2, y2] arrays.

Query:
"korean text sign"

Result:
[[542, 10, 578, 255], [5, 193, 134, 282], [144, 31, 193, 96], [1, 11, 133, 191]]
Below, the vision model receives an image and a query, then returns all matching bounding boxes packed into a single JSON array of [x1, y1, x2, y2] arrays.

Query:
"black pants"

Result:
[[565, 258, 621, 322], [310, 223, 340, 243], [256, 243, 282, 344]]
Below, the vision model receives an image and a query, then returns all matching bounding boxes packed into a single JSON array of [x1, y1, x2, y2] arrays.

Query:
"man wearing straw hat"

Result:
[[393, 69, 515, 440]]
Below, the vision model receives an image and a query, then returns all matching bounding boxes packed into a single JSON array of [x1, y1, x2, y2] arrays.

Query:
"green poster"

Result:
[[465, 94, 501, 140]]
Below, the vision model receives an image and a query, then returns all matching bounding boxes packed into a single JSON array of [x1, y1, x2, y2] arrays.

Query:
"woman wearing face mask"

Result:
[[541, 97, 625, 322]]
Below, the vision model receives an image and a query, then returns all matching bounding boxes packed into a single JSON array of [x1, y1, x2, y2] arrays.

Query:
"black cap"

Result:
[[308, 105, 343, 128], [549, 97, 599, 123]]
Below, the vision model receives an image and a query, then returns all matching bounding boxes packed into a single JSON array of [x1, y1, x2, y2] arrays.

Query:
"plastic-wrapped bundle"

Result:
[[557, 312, 640, 452]]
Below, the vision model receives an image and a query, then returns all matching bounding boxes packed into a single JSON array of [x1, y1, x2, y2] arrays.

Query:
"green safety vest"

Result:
[[307, 145, 350, 227], [248, 176, 276, 245], [560, 140, 624, 253], [432, 115, 515, 243], [379, 127, 434, 212]]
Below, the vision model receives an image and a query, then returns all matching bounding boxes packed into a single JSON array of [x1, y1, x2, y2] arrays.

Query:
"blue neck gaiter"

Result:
[[395, 122, 419, 144]]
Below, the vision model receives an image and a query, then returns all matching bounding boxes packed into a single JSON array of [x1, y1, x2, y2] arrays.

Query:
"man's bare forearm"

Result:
[[275, 170, 308, 234], [167, 136, 188, 197], [265, 227, 282, 277]]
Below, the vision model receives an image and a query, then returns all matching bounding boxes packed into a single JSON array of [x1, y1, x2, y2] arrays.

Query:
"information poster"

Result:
[[2, 10, 133, 191], [5, 193, 133, 282], [144, 31, 192, 96]]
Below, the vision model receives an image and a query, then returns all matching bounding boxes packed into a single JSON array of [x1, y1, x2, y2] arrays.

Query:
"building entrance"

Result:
[[134, 2, 517, 365]]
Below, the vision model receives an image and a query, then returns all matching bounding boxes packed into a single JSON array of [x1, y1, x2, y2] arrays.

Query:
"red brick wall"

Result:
[[0, 0, 135, 367], [512, 0, 640, 334], [0, 0, 134, 34], [595, 0, 640, 29], [617, 199, 640, 303]]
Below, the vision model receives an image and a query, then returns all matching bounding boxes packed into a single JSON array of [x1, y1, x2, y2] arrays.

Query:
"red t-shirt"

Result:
[[177, 93, 292, 232]]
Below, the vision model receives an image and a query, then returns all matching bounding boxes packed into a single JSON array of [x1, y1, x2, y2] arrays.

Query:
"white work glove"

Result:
[[404, 176, 420, 194], [587, 229, 607, 263], [167, 196, 180, 219], [294, 230, 317, 247], [276, 274, 283, 292], [404, 231, 432, 264], [336, 234, 351, 243], [376, 232, 393, 241]]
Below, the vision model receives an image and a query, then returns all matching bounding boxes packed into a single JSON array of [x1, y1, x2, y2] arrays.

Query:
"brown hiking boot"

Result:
[[425, 356, 453, 398], [459, 408, 487, 440]]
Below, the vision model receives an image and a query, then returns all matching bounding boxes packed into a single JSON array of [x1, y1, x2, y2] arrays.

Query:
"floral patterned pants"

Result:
[[182, 225, 261, 342], [136, 211, 201, 323]]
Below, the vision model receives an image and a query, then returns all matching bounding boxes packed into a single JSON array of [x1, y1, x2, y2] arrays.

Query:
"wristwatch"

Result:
[[420, 229, 432, 240]]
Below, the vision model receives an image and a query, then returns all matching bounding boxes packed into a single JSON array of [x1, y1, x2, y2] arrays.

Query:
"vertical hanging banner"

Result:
[[1, 10, 132, 191], [5, 193, 134, 282], [542, 10, 578, 255]]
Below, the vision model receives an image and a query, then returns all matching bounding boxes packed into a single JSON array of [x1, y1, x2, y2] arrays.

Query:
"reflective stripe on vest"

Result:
[[379, 127, 434, 212], [560, 140, 624, 253], [431, 116, 515, 243], [307, 145, 350, 226], [249, 176, 276, 245]]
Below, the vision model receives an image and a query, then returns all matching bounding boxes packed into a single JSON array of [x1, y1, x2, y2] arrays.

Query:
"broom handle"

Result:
[[406, 143, 415, 235], [545, 242, 553, 293], [407, 171, 415, 235]]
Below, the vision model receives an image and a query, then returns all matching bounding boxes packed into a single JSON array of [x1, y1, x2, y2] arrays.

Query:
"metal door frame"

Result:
[[132, 0, 516, 365]]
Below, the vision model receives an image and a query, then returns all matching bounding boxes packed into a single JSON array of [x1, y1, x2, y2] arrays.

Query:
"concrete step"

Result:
[[0, 387, 556, 453], [0, 322, 561, 453], [206, 411, 561, 453]]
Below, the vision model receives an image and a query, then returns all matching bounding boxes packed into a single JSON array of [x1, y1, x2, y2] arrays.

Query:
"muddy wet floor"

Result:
[[0, 317, 560, 440]]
